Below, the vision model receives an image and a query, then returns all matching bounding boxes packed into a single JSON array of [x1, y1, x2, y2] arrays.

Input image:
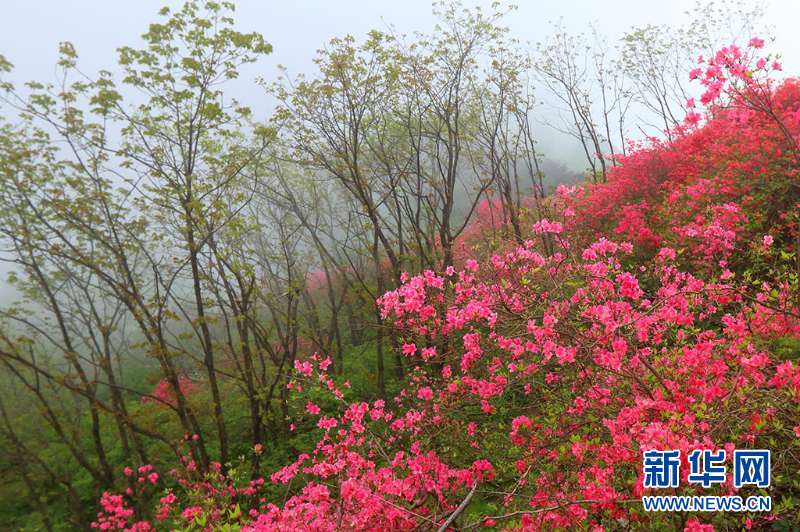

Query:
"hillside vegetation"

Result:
[[0, 1, 798, 530]]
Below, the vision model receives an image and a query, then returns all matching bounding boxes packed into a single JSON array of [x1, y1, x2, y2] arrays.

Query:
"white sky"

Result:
[[2, 0, 798, 105], [1, 0, 798, 150]]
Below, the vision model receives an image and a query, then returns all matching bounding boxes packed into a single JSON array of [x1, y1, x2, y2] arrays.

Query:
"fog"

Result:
[[3, 0, 799, 153], [1, 0, 799, 304]]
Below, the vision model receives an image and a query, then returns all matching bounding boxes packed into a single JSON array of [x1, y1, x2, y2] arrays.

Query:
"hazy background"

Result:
[[0, 0, 798, 304], [2, 0, 799, 155]]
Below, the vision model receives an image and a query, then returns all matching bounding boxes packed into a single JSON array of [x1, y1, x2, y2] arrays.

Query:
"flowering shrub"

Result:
[[143, 375, 195, 408], [91, 41, 800, 531], [567, 38, 800, 279], [92, 230, 800, 529], [93, 448, 269, 530]]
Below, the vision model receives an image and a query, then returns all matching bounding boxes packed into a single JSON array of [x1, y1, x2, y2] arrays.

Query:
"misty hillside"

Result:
[[0, 1, 798, 530]]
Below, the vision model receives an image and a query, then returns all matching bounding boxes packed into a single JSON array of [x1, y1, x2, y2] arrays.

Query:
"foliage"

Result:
[[0, 1, 799, 530], [87, 40, 800, 530]]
